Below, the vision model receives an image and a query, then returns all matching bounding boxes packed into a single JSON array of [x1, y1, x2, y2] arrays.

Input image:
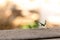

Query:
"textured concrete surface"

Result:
[[0, 27, 60, 40]]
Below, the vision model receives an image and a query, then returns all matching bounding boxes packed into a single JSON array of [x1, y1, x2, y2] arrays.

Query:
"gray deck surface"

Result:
[[0, 27, 60, 39]]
